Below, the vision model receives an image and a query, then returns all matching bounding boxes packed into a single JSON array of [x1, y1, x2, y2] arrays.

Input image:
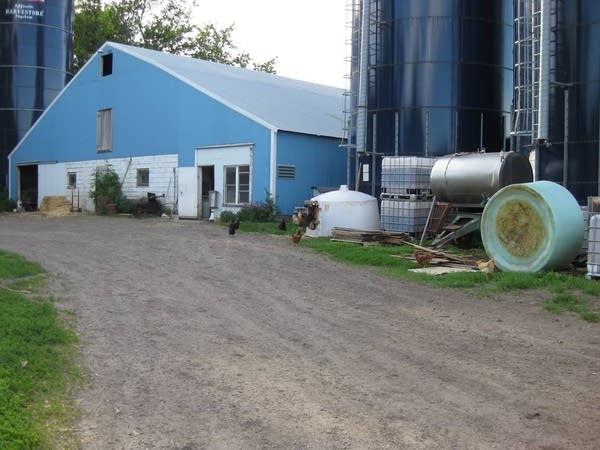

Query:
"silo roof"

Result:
[[104, 42, 344, 138]]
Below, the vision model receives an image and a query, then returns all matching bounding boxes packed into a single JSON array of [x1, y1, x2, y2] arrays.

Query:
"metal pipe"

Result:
[[356, 0, 370, 155], [372, 113, 377, 196], [425, 110, 430, 157], [454, 109, 458, 153], [355, 153, 360, 191], [538, 0, 551, 140], [501, 114, 506, 152], [563, 88, 569, 188], [480, 112, 484, 150], [346, 145, 351, 186], [394, 111, 399, 156]]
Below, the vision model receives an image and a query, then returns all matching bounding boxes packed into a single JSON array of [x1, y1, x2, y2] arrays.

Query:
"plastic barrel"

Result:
[[481, 181, 584, 272]]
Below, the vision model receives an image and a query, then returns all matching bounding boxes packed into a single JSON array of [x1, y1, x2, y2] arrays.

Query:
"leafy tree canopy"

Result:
[[73, 0, 277, 73]]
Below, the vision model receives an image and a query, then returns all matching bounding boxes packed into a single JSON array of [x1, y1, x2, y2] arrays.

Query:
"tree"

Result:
[[73, 0, 277, 74]]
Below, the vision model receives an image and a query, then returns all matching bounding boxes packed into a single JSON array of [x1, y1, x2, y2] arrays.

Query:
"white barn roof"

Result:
[[105, 42, 345, 138]]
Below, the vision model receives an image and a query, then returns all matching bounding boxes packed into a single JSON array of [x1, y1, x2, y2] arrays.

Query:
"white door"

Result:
[[177, 167, 198, 218]]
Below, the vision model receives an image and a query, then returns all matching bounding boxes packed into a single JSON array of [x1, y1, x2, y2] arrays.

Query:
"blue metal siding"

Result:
[[10, 49, 271, 197], [276, 131, 346, 214]]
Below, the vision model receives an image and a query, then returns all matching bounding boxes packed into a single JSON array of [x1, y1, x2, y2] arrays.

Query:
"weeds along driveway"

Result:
[[0, 214, 599, 449]]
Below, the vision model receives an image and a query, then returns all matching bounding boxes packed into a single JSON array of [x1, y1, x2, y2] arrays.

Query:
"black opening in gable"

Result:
[[101, 53, 113, 76]]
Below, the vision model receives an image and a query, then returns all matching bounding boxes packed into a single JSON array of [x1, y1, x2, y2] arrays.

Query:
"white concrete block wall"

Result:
[[38, 154, 178, 212]]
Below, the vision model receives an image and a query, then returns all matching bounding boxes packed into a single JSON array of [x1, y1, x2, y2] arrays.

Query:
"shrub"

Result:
[[89, 165, 122, 214], [116, 197, 137, 214], [237, 202, 274, 222], [0, 188, 16, 212], [219, 210, 238, 224], [236, 191, 277, 222]]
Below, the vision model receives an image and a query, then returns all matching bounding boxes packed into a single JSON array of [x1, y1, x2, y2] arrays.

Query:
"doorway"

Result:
[[199, 165, 215, 219], [18, 165, 38, 211]]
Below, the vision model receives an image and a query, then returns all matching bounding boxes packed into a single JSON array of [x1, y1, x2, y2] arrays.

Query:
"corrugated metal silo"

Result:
[[513, 0, 600, 203], [0, 0, 74, 187], [346, 0, 513, 194]]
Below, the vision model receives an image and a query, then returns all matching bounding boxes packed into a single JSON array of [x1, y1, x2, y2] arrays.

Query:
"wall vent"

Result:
[[277, 165, 296, 179]]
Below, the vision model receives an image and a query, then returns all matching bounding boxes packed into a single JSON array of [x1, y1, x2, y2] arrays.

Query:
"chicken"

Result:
[[476, 258, 495, 277], [278, 218, 287, 231], [413, 249, 434, 267], [291, 211, 307, 227], [291, 228, 304, 244], [228, 219, 240, 235]]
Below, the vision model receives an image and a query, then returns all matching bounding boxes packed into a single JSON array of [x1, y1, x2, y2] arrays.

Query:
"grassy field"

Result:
[[0, 250, 80, 449], [238, 221, 600, 322]]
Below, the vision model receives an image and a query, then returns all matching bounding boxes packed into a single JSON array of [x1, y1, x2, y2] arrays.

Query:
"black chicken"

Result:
[[278, 218, 287, 231], [228, 219, 240, 235]]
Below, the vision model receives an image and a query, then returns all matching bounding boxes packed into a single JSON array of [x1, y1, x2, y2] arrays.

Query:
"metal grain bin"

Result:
[[0, 0, 74, 187]]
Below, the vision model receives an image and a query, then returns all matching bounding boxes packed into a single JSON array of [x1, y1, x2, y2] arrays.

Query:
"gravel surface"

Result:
[[1, 214, 599, 449]]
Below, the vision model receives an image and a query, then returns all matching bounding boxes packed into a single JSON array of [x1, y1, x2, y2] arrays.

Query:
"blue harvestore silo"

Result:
[[513, 0, 600, 203], [0, 0, 74, 189], [348, 0, 513, 194]]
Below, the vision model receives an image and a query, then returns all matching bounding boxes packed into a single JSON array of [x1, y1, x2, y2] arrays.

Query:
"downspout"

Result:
[[356, 0, 370, 156], [269, 129, 277, 201], [537, 0, 551, 140], [7, 153, 12, 199]]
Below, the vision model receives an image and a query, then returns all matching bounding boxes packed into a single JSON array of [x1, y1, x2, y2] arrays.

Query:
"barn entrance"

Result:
[[18, 164, 38, 210], [199, 165, 214, 219]]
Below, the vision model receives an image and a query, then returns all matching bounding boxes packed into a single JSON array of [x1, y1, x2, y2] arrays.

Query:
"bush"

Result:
[[237, 202, 274, 222], [89, 165, 122, 214], [218, 192, 278, 223], [219, 210, 237, 224], [236, 191, 277, 222], [0, 188, 16, 212], [116, 197, 137, 214]]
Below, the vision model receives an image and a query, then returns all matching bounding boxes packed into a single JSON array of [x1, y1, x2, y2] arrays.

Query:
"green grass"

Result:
[[0, 250, 43, 279], [235, 222, 600, 322], [0, 250, 80, 449], [238, 221, 290, 235], [544, 293, 600, 322]]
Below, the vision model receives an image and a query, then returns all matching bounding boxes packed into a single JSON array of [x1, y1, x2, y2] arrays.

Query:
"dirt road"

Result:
[[0, 214, 598, 449]]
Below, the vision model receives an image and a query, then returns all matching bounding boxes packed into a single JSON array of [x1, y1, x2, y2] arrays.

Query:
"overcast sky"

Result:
[[193, 0, 349, 88]]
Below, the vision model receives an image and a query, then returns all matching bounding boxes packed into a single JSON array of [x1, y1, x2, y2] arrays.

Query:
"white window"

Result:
[[224, 165, 250, 204], [96, 108, 112, 151], [136, 168, 149, 187]]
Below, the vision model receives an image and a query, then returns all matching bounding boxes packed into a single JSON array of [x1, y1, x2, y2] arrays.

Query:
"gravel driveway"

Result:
[[1, 214, 599, 449]]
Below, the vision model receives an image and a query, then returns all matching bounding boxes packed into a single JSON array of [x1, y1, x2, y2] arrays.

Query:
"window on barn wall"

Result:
[[101, 53, 113, 76], [137, 168, 149, 187], [67, 172, 76, 188], [224, 165, 250, 204], [96, 108, 112, 152]]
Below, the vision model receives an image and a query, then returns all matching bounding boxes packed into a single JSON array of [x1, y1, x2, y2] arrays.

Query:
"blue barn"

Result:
[[8, 42, 346, 217]]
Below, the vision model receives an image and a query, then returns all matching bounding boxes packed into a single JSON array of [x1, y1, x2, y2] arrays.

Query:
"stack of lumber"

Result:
[[330, 227, 411, 245], [397, 241, 477, 269], [39, 196, 72, 216]]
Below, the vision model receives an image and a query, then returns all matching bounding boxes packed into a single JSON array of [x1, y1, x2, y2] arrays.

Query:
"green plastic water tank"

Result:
[[480, 181, 584, 272]]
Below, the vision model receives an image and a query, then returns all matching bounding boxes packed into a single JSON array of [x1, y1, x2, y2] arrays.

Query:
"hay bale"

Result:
[[39, 196, 72, 216]]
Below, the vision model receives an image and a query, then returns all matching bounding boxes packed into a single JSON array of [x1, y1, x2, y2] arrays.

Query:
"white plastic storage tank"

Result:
[[305, 185, 380, 237]]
